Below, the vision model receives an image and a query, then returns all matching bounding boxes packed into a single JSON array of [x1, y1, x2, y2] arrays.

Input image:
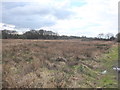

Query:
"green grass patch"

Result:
[[97, 45, 118, 88]]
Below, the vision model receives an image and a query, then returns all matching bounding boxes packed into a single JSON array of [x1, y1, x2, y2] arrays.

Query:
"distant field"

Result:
[[2, 39, 118, 88]]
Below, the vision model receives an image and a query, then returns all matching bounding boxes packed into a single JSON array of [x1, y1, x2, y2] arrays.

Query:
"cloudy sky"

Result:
[[0, 0, 119, 37]]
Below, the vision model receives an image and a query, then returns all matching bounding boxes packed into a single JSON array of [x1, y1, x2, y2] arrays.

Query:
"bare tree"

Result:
[[98, 33, 104, 39], [105, 33, 114, 40]]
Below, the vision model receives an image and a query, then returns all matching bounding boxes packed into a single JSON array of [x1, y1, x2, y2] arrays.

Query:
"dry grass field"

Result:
[[2, 39, 118, 88]]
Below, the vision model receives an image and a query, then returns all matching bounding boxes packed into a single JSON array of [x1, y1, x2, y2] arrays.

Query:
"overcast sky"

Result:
[[0, 0, 119, 37]]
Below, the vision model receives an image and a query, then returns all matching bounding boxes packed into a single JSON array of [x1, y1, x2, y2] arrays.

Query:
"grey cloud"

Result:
[[2, 2, 74, 28], [53, 8, 73, 19], [2, 2, 27, 9], [3, 14, 56, 28]]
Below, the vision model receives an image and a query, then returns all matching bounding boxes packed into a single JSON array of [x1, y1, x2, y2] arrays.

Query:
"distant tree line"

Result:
[[1, 29, 120, 42], [95, 33, 116, 41], [1, 29, 81, 40], [97, 33, 120, 42]]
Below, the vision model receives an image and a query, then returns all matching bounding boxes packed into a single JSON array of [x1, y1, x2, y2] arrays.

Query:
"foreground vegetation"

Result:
[[2, 39, 118, 88]]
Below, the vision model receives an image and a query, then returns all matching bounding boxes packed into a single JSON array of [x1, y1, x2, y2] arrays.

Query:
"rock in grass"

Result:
[[101, 70, 107, 74]]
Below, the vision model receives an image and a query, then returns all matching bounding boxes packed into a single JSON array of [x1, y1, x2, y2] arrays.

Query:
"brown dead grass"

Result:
[[2, 39, 115, 88]]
